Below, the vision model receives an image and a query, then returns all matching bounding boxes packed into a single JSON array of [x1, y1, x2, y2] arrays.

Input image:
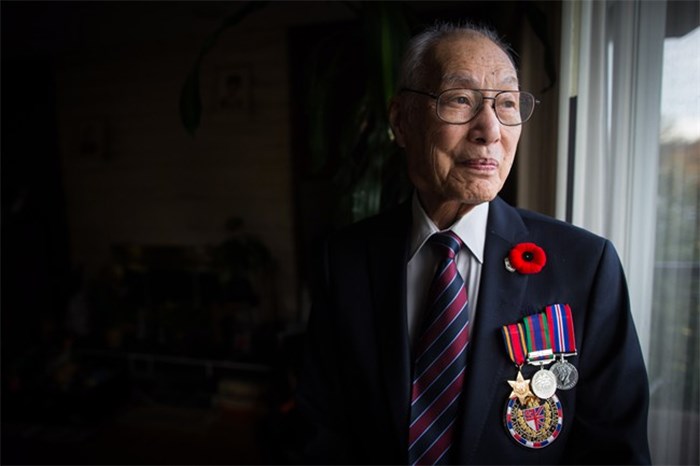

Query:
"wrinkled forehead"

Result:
[[441, 72, 519, 89], [425, 33, 518, 89]]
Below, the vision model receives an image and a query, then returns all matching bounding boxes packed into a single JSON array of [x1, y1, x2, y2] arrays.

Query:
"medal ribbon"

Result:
[[501, 323, 527, 366], [523, 312, 553, 362], [545, 304, 577, 355]]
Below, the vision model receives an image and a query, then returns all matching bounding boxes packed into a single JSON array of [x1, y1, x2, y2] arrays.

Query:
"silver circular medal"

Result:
[[531, 368, 557, 399], [550, 360, 579, 390]]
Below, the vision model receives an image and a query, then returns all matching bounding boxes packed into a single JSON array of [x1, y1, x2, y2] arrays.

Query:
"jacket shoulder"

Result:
[[515, 207, 608, 246]]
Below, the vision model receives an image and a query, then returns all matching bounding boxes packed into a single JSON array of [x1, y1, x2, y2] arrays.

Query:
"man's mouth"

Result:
[[456, 158, 500, 171]]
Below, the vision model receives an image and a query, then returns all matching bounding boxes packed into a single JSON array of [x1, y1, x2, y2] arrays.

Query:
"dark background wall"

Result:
[[1, 2, 561, 464]]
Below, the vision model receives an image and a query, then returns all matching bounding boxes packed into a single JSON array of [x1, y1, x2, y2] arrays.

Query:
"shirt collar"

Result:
[[409, 192, 489, 263]]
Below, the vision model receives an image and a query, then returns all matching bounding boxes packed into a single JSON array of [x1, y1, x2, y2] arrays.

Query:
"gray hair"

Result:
[[396, 21, 517, 91]]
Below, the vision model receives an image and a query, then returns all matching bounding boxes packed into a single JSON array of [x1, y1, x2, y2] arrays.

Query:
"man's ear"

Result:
[[388, 97, 407, 148]]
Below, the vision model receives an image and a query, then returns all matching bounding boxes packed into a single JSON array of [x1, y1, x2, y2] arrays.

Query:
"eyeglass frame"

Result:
[[399, 87, 540, 126]]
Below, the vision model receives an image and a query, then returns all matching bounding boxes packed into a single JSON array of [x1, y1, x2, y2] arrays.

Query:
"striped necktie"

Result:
[[408, 231, 469, 465]]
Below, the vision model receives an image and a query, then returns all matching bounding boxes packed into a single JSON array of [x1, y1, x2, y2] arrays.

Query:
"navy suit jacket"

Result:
[[296, 197, 650, 464]]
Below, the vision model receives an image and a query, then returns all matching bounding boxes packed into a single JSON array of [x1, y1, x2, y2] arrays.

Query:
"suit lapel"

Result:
[[456, 197, 532, 462], [367, 202, 412, 455]]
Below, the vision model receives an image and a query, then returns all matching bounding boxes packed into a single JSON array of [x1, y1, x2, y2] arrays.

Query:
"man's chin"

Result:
[[456, 190, 499, 206]]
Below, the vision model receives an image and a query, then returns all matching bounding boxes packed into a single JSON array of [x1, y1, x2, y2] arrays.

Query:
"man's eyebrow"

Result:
[[500, 75, 520, 87], [442, 75, 478, 87]]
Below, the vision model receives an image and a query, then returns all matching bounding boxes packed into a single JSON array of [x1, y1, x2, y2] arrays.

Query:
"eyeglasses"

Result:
[[400, 88, 539, 126]]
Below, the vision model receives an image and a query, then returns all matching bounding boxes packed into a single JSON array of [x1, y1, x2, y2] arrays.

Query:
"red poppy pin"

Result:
[[505, 242, 547, 274]]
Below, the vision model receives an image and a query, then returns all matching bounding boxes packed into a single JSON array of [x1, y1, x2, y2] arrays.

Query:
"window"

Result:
[[557, 1, 699, 463], [648, 20, 699, 466]]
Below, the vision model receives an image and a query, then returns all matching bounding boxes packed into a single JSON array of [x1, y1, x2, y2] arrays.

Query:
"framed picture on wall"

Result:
[[215, 66, 251, 113]]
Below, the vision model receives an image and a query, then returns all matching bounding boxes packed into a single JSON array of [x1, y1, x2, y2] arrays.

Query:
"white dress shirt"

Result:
[[407, 193, 489, 349]]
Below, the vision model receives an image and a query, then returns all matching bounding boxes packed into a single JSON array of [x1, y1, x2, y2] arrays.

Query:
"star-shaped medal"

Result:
[[508, 370, 535, 404]]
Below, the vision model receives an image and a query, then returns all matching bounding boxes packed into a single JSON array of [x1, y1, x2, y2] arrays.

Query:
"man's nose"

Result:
[[468, 98, 501, 144]]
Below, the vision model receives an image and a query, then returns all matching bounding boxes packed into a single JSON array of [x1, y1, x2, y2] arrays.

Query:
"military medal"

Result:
[[531, 364, 558, 399], [545, 304, 579, 390], [502, 322, 533, 403], [502, 321, 562, 449], [507, 370, 535, 404], [505, 394, 563, 449], [550, 358, 578, 389], [523, 313, 557, 400]]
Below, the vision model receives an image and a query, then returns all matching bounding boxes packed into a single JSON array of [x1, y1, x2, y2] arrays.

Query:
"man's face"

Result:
[[391, 34, 522, 215]]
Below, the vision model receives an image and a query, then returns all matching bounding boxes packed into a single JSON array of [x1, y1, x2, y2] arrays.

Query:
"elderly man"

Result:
[[296, 22, 650, 465]]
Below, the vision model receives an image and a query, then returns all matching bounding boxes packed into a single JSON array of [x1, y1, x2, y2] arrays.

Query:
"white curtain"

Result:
[[557, 0, 664, 361], [557, 1, 699, 464]]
